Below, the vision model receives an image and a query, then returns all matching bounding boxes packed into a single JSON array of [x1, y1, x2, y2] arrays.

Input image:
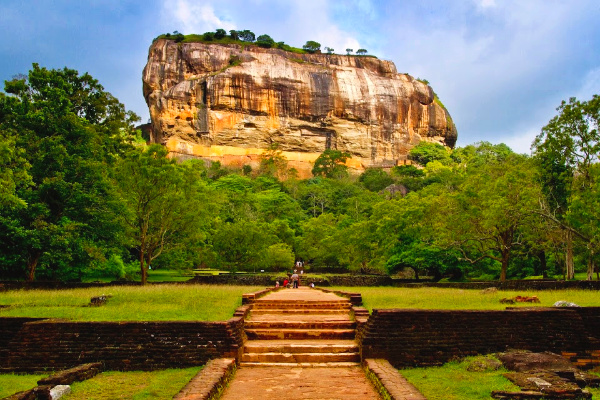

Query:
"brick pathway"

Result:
[[179, 287, 427, 399], [220, 365, 380, 400]]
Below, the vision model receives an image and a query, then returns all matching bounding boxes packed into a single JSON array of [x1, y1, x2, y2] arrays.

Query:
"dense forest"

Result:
[[1, 65, 599, 284]]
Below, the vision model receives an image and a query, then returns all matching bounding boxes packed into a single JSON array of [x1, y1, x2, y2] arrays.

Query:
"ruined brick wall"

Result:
[[360, 308, 599, 367], [0, 318, 243, 372]]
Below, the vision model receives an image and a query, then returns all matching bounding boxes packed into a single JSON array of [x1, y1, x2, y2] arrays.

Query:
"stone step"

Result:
[[252, 301, 351, 310], [245, 321, 356, 330], [244, 340, 359, 354], [250, 309, 349, 315], [245, 328, 356, 340], [241, 352, 360, 363], [247, 313, 352, 323], [238, 362, 360, 368]]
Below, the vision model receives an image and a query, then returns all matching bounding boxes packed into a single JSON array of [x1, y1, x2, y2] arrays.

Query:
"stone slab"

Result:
[[219, 365, 380, 400]]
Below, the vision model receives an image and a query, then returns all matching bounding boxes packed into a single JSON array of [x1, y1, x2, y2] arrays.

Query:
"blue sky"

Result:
[[1, 0, 599, 153]]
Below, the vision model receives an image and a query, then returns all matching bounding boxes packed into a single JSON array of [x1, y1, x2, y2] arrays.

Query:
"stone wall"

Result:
[[3, 278, 600, 290], [359, 308, 600, 368], [0, 317, 244, 373]]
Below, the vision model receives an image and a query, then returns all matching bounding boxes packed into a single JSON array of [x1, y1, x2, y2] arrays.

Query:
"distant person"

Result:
[[309, 282, 315, 288], [275, 281, 280, 288], [283, 278, 289, 288], [291, 272, 299, 288]]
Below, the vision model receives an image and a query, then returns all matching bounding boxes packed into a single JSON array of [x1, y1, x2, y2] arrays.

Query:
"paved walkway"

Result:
[[218, 288, 425, 400], [220, 365, 380, 400]]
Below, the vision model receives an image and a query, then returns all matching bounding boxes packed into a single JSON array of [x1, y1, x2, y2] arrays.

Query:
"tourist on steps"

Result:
[[291, 271, 299, 288]]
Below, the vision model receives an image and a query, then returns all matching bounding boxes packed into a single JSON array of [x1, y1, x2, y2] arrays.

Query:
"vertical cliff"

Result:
[[143, 39, 457, 176]]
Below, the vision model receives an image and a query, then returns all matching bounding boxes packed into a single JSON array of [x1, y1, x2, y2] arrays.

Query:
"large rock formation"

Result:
[[143, 39, 457, 176]]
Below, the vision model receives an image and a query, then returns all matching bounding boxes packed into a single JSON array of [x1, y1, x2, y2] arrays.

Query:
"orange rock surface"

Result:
[[143, 40, 457, 176]]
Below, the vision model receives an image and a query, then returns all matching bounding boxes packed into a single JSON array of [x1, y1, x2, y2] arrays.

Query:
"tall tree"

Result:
[[114, 145, 209, 284], [0, 64, 139, 281], [532, 95, 600, 279]]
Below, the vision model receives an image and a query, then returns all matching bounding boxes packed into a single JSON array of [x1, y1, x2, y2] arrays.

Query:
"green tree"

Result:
[[359, 168, 394, 192], [256, 34, 275, 48], [114, 145, 209, 284], [311, 149, 351, 178], [532, 95, 600, 279], [214, 28, 226, 39], [237, 30, 255, 42], [346, 48, 353, 55], [229, 30, 239, 40], [0, 64, 139, 281], [258, 143, 288, 177], [409, 141, 450, 166], [324, 47, 334, 54], [356, 49, 368, 55], [439, 154, 542, 281], [303, 41, 321, 53]]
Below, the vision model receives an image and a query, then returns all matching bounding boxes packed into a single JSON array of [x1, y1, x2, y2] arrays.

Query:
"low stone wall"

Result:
[[0, 317, 244, 373], [359, 308, 600, 368], [397, 280, 600, 290], [3, 277, 600, 290]]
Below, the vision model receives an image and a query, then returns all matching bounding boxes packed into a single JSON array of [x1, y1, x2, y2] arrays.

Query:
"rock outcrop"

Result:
[[143, 39, 457, 176]]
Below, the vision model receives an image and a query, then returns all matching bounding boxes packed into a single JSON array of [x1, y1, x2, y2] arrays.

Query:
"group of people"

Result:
[[275, 260, 314, 289]]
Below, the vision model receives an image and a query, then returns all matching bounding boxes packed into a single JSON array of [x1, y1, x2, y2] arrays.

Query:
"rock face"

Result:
[[143, 39, 457, 176]]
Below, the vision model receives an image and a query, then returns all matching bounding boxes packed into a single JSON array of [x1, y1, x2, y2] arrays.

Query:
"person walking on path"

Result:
[[291, 271, 299, 288]]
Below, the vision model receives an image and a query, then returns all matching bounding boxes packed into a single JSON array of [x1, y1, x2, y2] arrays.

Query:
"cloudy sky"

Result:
[[1, 0, 598, 153]]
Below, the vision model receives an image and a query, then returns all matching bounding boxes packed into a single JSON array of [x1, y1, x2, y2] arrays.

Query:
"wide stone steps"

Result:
[[241, 352, 360, 363], [250, 308, 349, 315], [244, 340, 358, 354], [238, 361, 360, 368], [244, 321, 356, 330], [245, 328, 356, 340], [252, 301, 351, 310]]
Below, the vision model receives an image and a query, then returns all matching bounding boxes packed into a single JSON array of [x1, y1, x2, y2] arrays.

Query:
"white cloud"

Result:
[[162, 0, 236, 34]]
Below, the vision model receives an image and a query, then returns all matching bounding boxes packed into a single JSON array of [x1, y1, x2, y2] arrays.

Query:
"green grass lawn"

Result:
[[0, 284, 262, 321], [400, 356, 520, 400], [0, 373, 48, 398], [62, 368, 201, 400], [401, 358, 600, 400], [332, 286, 600, 311]]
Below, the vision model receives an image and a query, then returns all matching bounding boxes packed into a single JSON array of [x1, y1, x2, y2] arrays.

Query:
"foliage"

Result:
[[256, 34, 275, 48], [237, 30, 256, 42], [303, 40, 321, 53], [356, 48, 368, 55], [0, 64, 139, 282], [409, 141, 450, 165], [311, 149, 351, 178], [114, 145, 213, 284], [359, 168, 394, 192], [346, 48, 353, 55]]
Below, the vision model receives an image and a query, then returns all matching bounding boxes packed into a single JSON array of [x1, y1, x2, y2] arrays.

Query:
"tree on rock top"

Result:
[[303, 40, 321, 53]]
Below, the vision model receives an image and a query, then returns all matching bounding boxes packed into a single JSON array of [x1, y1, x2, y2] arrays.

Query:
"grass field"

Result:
[[401, 358, 600, 400], [0, 284, 262, 321], [400, 356, 519, 400], [0, 373, 48, 398], [62, 368, 201, 400], [332, 286, 600, 311]]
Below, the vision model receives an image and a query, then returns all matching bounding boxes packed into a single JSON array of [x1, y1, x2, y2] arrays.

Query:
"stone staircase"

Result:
[[240, 290, 360, 367]]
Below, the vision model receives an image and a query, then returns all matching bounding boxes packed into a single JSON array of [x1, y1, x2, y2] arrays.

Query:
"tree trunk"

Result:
[[500, 249, 509, 282], [26, 252, 41, 282], [587, 250, 595, 281], [538, 250, 548, 278], [140, 248, 147, 285], [566, 230, 574, 280]]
